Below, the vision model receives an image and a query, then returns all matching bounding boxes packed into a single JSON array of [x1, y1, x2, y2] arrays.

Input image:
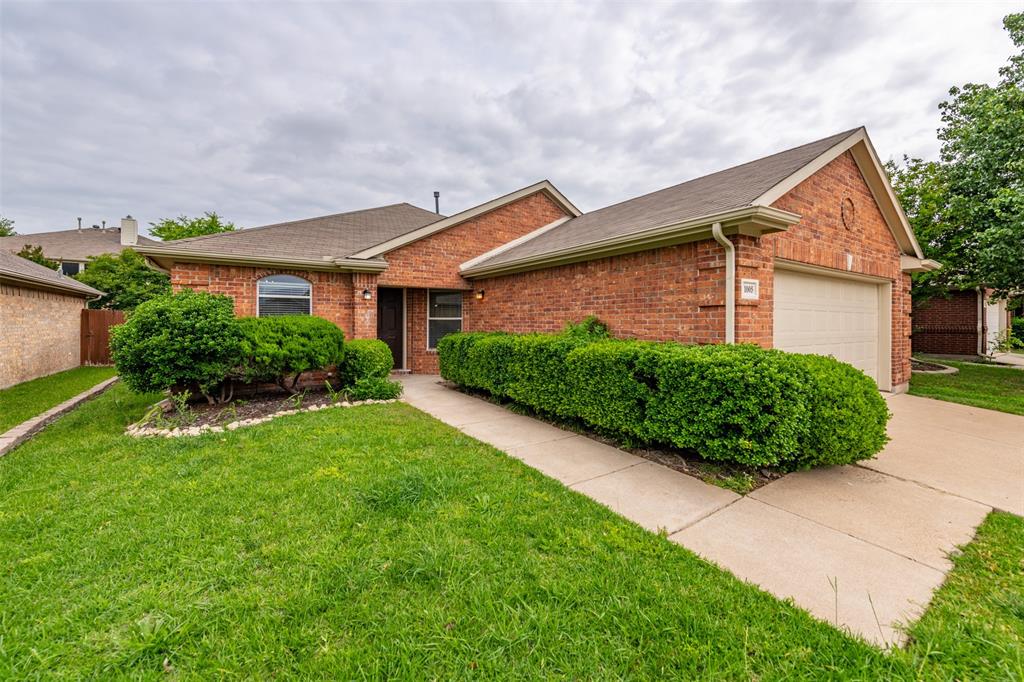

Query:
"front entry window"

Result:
[[257, 274, 311, 316], [427, 290, 462, 349]]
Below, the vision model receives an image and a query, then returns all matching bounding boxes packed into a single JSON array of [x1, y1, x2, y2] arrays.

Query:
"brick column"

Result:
[[732, 235, 772, 347], [351, 273, 378, 340]]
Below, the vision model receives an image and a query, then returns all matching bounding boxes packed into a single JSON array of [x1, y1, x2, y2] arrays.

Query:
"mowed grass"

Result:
[[911, 357, 1024, 415], [0, 365, 116, 433], [1, 385, 1021, 679]]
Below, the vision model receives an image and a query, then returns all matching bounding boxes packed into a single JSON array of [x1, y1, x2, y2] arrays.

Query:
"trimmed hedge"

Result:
[[236, 316, 345, 393], [340, 339, 394, 385], [111, 290, 242, 402], [437, 332, 889, 468]]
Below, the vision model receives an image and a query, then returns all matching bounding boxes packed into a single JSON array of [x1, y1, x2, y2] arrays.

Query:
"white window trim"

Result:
[[426, 288, 463, 350], [256, 275, 313, 317]]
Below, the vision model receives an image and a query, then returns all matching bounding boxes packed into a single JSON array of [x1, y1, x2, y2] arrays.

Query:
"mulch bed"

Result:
[[144, 388, 342, 430], [448, 383, 782, 492], [911, 358, 953, 372]]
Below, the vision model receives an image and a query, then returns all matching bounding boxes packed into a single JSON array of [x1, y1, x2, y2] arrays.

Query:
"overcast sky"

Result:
[[0, 1, 1015, 236]]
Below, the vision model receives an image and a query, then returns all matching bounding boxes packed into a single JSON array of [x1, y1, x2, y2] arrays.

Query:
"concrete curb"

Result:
[[0, 376, 119, 458]]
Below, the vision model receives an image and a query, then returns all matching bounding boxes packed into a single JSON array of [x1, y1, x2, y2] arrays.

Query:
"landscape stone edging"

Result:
[[126, 398, 399, 439], [0, 376, 120, 458], [911, 361, 959, 375]]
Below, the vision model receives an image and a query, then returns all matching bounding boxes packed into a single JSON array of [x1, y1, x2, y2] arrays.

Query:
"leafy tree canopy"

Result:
[[0, 216, 15, 237], [16, 244, 58, 270], [149, 211, 236, 241], [889, 13, 1024, 299], [74, 249, 171, 310]]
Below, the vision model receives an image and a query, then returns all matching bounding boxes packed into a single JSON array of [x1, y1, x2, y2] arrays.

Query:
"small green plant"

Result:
[[169, 390, 196, 425], [216, 402, 239, 426], [347, 377, 403, 401], [339, 339, 393, 386], [283, 389, 308, 410], [324, 380, 345, 404], [562, 315, 611, 341]]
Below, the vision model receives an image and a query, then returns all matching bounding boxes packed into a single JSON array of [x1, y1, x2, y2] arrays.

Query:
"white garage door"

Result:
[[773, 268, 883, 384]]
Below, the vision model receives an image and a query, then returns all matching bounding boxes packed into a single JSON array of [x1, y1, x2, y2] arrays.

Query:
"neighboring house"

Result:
[[0, 250, 102, 388], [0, 216, 156, 276], [137, 127, 936, 392], [912, 289, 1013, 356]]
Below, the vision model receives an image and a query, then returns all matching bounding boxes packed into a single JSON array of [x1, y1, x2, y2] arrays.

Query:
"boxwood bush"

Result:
[[437, 331, 889, 468], [236, 316, 345, 393], [339, 338, 402, 399], [110, 290, 242, 403]]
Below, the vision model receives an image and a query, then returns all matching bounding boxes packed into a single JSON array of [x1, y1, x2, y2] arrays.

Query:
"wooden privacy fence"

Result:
[[81, 309, 125, 365]]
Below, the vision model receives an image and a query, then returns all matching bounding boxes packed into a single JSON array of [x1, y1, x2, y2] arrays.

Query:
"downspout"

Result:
[[977, 287, 985, 356], [711, 222, 735, 344]]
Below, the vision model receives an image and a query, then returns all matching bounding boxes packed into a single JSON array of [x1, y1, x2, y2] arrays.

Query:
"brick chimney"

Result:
[[120, 215, 138, 246]]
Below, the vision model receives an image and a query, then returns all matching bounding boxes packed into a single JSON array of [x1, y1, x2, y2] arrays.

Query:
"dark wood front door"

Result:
[[377, 288, 404, 369]]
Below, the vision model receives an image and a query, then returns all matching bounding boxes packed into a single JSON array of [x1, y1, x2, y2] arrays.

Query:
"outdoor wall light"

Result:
[[362, 288, 372, 300], [475, 289, 485, 300]]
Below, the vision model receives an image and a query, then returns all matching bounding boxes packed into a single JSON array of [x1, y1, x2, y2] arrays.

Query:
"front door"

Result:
[[377, 288, 404, 369]]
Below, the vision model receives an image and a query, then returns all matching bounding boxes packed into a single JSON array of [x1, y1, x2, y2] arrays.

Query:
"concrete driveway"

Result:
[[400, 376, 1023, 647]]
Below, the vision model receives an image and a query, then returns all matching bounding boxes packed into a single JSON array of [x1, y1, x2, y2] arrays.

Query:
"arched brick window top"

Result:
[[257, 274, 311, 317]]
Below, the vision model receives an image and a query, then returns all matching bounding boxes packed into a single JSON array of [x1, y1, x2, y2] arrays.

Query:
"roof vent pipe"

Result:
[[433, 191, 440, 214], [77, 217, 82, 232], [711, 222, 736, 344]]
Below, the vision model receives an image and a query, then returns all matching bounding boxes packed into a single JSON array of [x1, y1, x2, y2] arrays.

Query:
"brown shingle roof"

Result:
[[0, 250, 102, 297], [0, 228, 158, 262], [469, 128, 862, 269], [141, 203, 443, 261]]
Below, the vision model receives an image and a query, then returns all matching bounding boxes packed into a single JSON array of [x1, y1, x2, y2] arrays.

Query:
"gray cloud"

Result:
[[0, 0, 1013, 235]]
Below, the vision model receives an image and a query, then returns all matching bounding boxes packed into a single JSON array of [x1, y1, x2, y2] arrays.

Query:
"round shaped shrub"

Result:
[[110, 290, 242, 401], [340, 339, 393, 386], [790, 354, 890, 467], [348, 377, 403, 401], [236, 315, 345, 392]]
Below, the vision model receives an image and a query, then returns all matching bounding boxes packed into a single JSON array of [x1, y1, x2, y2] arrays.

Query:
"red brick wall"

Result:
[[468, 151, 911, 388], [170, 264, 355, 337], [466, 240, 728, 344], [378, 192, 568, 289], [912, 291, 979, 355]]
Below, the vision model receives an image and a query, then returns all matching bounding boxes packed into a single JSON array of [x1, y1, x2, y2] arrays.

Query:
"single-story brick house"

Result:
[[912, 289, 1013, 357], [138, 127, 937, 392], [0, 250, 102, 388]]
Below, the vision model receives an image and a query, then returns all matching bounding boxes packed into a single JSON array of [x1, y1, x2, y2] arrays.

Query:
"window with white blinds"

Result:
[[257, 274, 312, 316], [427, 290, 462, 349]]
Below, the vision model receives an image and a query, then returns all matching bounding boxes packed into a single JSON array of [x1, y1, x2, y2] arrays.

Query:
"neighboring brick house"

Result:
[[0, 216, 155, 276], [912, 289, 1012, 356], [138, 127, 936, 391], [0, 251, 102, 388]]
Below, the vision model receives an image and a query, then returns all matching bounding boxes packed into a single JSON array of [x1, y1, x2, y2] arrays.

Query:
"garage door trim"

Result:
[[774, 259, 892, 391]]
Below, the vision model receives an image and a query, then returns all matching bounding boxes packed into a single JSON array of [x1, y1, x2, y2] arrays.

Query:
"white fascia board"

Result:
[[753, 127, 925, 259], [348, 180, 581, 259], [461, 205, 800, 279]]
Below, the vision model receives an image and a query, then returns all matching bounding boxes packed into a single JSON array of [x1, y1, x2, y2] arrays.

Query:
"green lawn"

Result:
[[0, 365, 117, 433], [0, 386, 1020, 678], [911, 357, 1024, 415]]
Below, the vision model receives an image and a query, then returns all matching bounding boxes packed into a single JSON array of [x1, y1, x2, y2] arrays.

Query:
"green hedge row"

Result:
[[112, 291, 402, 402], [437, 332, 889, 468]]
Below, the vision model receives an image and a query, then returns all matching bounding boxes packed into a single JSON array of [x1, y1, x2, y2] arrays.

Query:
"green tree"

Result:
[[149, 211, 236, 241], [16, 244, 58, 270], [890, 13, 1024, 299], [0, 216, 15, 237], [74, 249, 171, 310]]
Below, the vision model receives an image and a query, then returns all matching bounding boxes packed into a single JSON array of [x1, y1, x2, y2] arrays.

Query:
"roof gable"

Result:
[[349, 180, 581, 259], [461, 127, 924, 277]]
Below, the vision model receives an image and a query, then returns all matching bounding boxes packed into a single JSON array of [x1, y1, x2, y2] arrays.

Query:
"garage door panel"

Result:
[[773, 269, 882, 384]]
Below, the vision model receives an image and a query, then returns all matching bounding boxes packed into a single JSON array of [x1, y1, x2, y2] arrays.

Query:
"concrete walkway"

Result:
[[399, 375, 1023, 647], [0, 376, 119, 457]]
